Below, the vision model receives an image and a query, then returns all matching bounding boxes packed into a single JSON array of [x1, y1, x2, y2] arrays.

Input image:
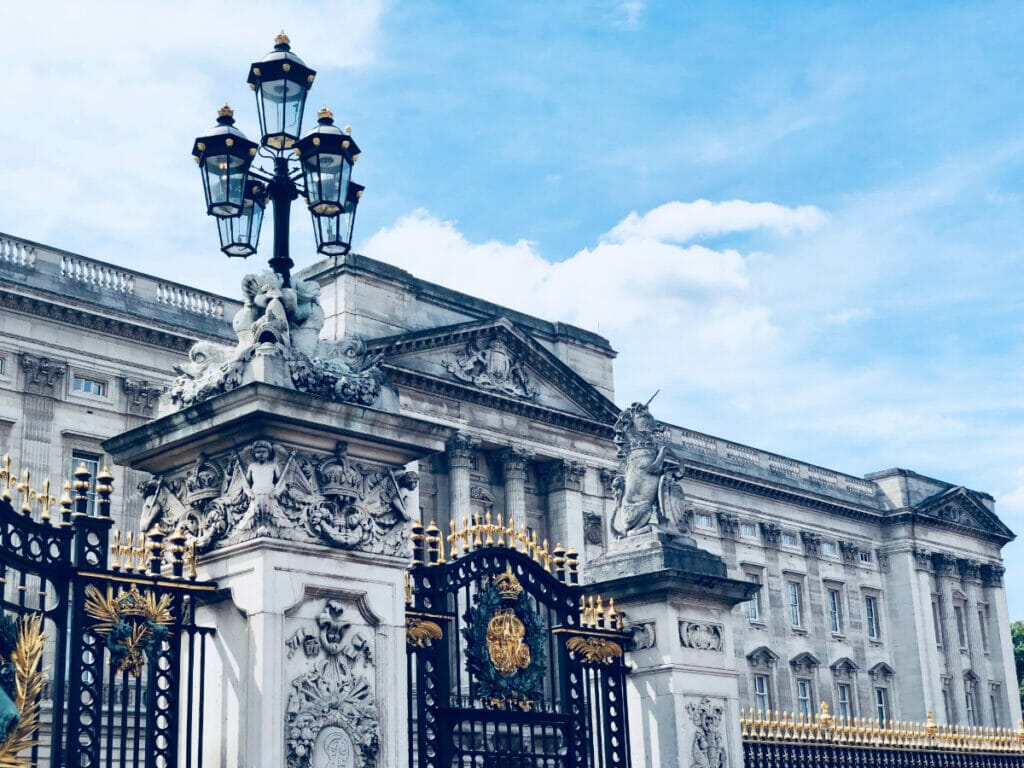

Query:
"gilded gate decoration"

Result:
[[0, 454, 216, 768], [406, 514, 632, 768]]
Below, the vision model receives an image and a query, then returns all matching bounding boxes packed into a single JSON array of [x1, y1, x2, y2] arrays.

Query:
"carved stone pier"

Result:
[[106, 382, 448, 768]]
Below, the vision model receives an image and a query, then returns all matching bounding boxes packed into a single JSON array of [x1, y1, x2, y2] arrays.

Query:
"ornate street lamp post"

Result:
[[191, 33, 363, 286]]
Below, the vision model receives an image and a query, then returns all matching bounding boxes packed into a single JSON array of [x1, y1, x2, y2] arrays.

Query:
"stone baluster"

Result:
[[499, 446, 533, 530], [447, 433, 479, 522]]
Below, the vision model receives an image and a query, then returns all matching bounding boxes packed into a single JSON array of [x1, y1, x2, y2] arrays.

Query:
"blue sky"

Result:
[[2, 2, 1024, 615]]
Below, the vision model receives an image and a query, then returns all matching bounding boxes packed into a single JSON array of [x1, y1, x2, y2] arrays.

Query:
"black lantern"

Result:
[[296, 108, 359, 217], [311, 182, 363, 255], [216, 180, 268, 257], [192, 105, 259, 217], [247, 32, 316, 150]]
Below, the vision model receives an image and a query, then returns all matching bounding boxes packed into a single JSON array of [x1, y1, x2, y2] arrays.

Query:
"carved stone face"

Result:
[[252, 442, 272, 463], [316, 601, 351, 656]]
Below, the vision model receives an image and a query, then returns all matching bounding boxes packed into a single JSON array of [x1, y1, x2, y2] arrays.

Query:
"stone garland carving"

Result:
[[626, 622, 657, 651], [609, 401, 692, 539], [442, 334, 538, 400], [122, 377, 164, 416], [20, 354, 65, 396], [686, 697, 728, 768], [285, 600, 379, 768], [165, 272, 384, 411], [141, 440, 417, 557], [679, 621, 723, 652]]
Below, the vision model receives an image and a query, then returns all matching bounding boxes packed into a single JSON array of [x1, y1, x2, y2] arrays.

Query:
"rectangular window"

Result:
[[695, 513, 714, 530], [788, 582, 803, 628], [827, 588, 844, 634], [859, 551, 873, 564], [965, 692, 976, 726], [740, 523, 758, 539], [753, 675, 770, 714], [0, 356, 5, 376], [991, 694, 999, 726], [979, 608, 990, 653], [782, 532, 798, 547], [837, 683, 852, 721], [70, 451, 100, 516], [821, 540, 838, 557], [746, 573, 762, 621], [932, 600, 944, 648], [942, 687, 953, 721], [875, 687, 889, 723], [954, 606, 968, 649], [72, 376, 107, 397], [796, 679, 812, 718], [865, 595, 881, 640]]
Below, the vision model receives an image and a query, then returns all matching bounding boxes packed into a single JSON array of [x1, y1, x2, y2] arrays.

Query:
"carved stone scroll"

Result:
[[679, 621, 723, 652]]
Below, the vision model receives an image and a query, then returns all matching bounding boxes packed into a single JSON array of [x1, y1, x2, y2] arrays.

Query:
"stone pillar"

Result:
[[498, 445, 532, 530], [18, 353, 65, 479], [104, 383, 450, 768], [545, 459, 586, 560], [447, 432, 479, 523], [958, 559, 991, 725], [587, 532, 757, 768], [933, 553, 966, 723], [981, 564, 1022, 725]]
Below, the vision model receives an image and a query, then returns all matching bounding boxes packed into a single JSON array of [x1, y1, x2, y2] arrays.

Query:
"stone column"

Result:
[[545, 459, 586, 559], [981, 564, 1022, 725], [759, 523, 792, 711], [933, 553, 966, 723], [959, 559, 991, 725], [498, 445, 532, 530], [18, 354, 65, 480], [587, 533, 757, 768], [447, 432, 479, 524]]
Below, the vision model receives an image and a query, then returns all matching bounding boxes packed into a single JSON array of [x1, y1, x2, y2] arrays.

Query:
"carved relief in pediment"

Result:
[[442, 334, 538, 400]]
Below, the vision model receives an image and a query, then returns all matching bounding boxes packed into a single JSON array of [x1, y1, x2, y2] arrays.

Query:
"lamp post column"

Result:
[[267, 156, 296, 286]]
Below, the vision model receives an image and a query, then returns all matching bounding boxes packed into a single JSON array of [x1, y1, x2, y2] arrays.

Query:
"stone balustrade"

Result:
[[0, 232, 238, 323], [667, 425, 880, 502]]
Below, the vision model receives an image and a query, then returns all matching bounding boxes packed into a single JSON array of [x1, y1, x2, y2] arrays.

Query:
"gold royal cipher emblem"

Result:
[[485, 567, 530, 675]]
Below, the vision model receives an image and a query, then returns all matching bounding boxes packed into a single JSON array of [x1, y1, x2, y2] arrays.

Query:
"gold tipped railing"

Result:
[[740, 702, 1024, 753], [109, 525, 199, 581], [410, 513, 580, 584]]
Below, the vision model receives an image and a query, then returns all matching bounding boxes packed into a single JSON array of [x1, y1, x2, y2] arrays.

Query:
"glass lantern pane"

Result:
[[204, 155, 246, 216], [260, 79, 306, 148]]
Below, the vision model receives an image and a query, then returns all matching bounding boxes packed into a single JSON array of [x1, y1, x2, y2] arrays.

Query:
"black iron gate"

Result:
[[0, 457, 215, 768], [406, 517, 631, 768]]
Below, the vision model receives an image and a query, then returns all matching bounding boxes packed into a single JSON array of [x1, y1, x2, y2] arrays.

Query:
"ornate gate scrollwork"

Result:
[[406, 515, 632, 768]]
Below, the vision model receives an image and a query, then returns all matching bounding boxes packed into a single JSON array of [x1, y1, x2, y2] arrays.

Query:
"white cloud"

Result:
[[604, 199, 827, 244]]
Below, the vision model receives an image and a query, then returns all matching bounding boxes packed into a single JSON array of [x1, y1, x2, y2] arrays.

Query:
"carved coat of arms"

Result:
[[443, 335, 538, 400]]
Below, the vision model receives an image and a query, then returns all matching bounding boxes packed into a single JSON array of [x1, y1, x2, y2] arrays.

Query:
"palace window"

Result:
[[753, 675, 770, 714], [70, 450, 100, 516], [0, 356, 6, 376], [695, 513, 714, 530], [787, 582, 803, 628], [827, 588, 844, 634], [865, 595, 881, 640], [746, 573, 763, 622], [965, 691, 976, 727], [874, 688, 889, 723], [740, 522, 758, 539], [820, 540, 838, 557], [979, 607, 990, 653], [72, 375, 107, 397], [954, 605, 968, 650], [781, 532, 798, 547], [932, 599, 944, 648], [859, 551, 873, 564], [796, 679, 812, 718], [836, 683, 853, 720]]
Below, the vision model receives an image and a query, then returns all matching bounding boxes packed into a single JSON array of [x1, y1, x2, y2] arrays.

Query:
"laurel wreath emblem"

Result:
[[0, 613, 47, 768]]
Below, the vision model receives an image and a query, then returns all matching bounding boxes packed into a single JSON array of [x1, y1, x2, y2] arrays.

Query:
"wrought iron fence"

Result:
[[741, 702, 1024, 768], [0, 453, 216, 768]]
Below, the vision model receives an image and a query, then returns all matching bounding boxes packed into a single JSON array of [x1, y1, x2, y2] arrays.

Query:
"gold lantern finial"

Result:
[[275, 30, 290, 46], [318, 106, 334, 121], [218, 103, 234, 119]]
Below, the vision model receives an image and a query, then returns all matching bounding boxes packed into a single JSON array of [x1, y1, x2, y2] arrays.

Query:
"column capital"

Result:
[[21, 352, 66, 397], [545, 459, 586, 493], [932, 551, 958, 577], [913, 547, 933, 572], [497, 445, 533, 481], [957, 558, 982, 583], [760, 522, 782, 549], [447, 432, 481, 469], [716, 512, 739, 540], [981, 563, 1005, 587]]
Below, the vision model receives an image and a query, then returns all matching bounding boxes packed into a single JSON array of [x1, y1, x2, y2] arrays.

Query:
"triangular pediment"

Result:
[[913, 486, 1015, 543], [366, 318, 620, 425], [747, 646, 779, 669]]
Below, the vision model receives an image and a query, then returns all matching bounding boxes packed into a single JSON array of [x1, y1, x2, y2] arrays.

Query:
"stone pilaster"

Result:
[[447, 432, 479, 524], [959, 559, 991, 725], [933, 552, 966, 723], [18, 353, 65, 479], [544, 459, 586, 562], [981, 564, 1021, 725], [498, 445, 533, 530]]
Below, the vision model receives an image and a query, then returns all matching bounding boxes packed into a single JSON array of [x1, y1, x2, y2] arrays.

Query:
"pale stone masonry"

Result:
[[1, 230, 1019, 731]]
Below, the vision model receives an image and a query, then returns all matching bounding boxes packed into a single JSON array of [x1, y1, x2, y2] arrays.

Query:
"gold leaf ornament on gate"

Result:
[[0, 613, 46, 768], [84, 583, 173, 677], [486, 609, 530, 675]]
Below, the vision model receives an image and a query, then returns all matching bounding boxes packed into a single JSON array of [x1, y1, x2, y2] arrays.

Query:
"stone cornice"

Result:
[[382, 365, 616, 439], [0, 287, 226, 352], [882, 508, 1014, 546]]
